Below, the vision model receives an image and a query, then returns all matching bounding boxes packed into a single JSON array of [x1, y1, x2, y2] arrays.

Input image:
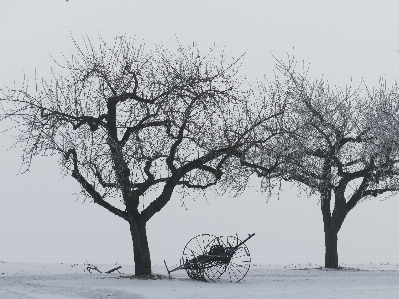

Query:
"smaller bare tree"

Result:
[[0, 36, 285, 275], [281, 60, 399, 268], [241, 57, 399, 268]]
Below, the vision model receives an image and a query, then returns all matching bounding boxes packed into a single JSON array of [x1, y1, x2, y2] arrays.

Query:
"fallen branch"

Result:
[[85, 262, 102, 273], [105, 266, 122, 274]]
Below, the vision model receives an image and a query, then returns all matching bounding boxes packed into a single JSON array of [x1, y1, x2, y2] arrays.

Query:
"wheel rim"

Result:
[[202, 236, 228, 282], [182, 234, 218, 282]]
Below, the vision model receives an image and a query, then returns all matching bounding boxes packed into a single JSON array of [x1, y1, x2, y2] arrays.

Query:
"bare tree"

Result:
[[238, 56, 399, 268], [272, 59, 399, 268], [0, 36, 284, 275]]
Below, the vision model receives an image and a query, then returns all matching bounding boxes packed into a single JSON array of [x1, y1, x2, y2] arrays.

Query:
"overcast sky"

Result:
[[1, 0, 399, 268]]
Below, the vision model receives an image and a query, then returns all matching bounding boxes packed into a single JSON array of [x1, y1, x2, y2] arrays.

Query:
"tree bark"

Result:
[[129, 221, 151, 275], [324, 226, 339, 268]]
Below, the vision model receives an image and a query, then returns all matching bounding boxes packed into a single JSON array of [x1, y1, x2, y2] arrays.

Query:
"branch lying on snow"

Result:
[[105, 266, 122, 274], [85, 262, 102, 273], [70, 260, 123, 274]]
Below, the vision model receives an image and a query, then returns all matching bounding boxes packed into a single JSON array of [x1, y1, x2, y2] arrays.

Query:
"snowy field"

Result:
[[1, 260, 398, 299]]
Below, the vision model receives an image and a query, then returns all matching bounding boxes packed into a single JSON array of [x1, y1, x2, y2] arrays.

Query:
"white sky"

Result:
[[1, 0, 399, 267]]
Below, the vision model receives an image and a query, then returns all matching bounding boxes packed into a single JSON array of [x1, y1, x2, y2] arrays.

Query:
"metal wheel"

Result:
[[202, 236, 228, 282], [218, 235, 251, 282], [182, 234, 226, 282]]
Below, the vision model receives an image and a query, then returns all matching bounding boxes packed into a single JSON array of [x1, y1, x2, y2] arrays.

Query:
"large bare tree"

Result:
[[0, 36, 285, 275], [276, 60, 399, 268]]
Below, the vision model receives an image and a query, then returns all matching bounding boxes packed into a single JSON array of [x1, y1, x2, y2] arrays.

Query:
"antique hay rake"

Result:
[[164, 233, 255, 282]]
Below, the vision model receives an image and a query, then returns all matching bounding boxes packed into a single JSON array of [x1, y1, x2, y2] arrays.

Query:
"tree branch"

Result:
[[337, 127, 371, 149], [166, 118, 188, 175], [119, 120, 171, 147], [41, 108, 107, 131], [65, 149, 129, 221], [345, 175, 370, 212]]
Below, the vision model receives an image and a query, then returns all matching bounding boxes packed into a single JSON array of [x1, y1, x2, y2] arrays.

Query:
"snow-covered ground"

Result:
[[1, 260, 398, 299]]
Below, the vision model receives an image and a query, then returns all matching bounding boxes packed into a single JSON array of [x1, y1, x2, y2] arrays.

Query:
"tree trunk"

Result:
[[129, 221, 151, 275], [324, 227, 339, 268]]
